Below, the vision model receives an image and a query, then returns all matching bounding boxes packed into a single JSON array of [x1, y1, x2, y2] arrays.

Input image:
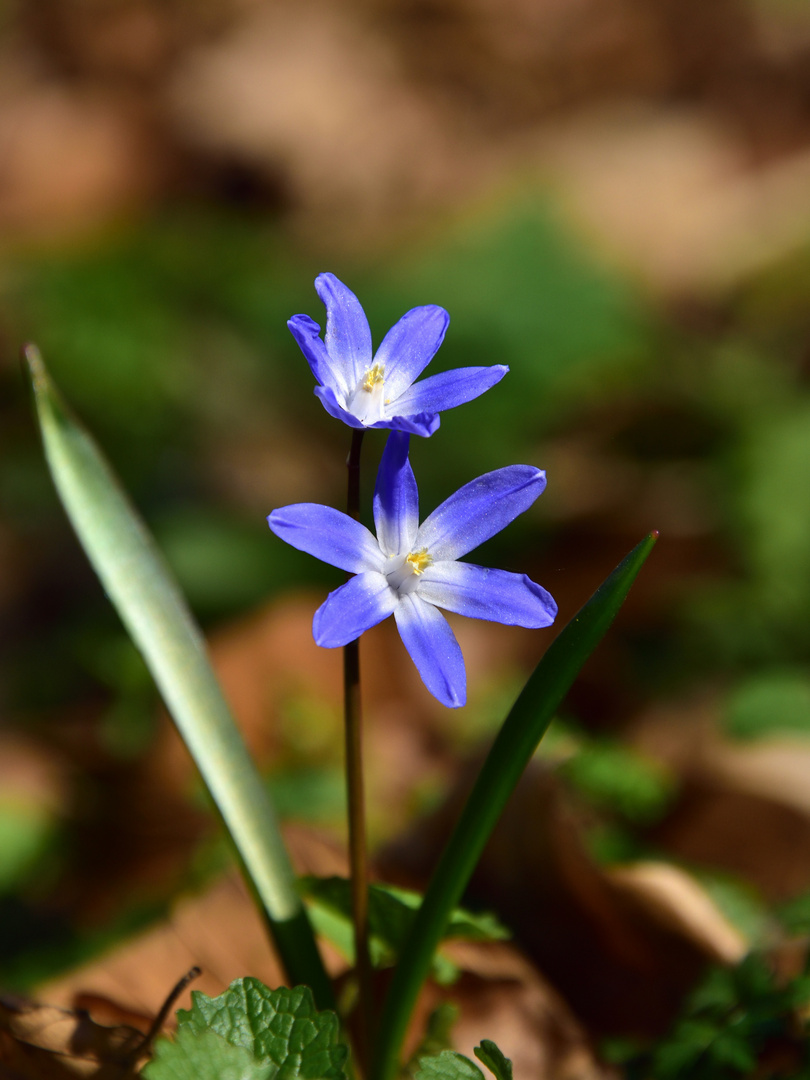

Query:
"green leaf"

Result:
[[473, 1041, 512, 1080], [405, 1004, 460, 1071], [372, 533, 657, 1080], [178, 978, 348, 1080], [144, 1027, 273, 1080], [301, 878, 508, 975], [414, 1051, 483, 1080], [23, 346, 331, 1006]]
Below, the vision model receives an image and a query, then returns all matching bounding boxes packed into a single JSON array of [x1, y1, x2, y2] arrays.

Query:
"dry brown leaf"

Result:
[[540, 104, 810, 292], [167, 0, 466, 238], [633, 697, 810, 902], [604, 861, 747, 963], [436, 941, 614, 1080], [0, 78, 158, 238], [0, 993, 148, 1079], [39, 825, 348, 1019]]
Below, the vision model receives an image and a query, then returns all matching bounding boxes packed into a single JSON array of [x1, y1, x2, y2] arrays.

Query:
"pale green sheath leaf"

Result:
[[23, 345, 331, 1005]]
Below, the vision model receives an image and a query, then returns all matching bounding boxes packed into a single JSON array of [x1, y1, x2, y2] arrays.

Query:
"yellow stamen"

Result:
[[405, 548, 432, 575], [362, 364, 385, 392]]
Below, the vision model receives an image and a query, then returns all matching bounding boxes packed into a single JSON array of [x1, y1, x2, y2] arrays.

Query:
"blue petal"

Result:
[[313, 572, 396, 647], [393, 365, 508, 416], [394, 595, 466, 708], [374, 305, 449, 401], [373, 432, 419, 557], [268, 504, 384, 573], [416, 466, 547, 561], [372, 411, 440, 438], [418, 562, 557, 627], [315, 273, 372, 392], [314, 384, 365, 428], [287, 314, 337, 393]]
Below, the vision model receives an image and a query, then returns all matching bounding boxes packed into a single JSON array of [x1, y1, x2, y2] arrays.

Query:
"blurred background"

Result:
[[4, 0, 810, 1067]]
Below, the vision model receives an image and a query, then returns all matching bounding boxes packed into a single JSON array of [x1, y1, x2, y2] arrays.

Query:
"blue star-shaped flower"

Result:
[[268, 432, 557, 707], [288, 273, 508, 436]]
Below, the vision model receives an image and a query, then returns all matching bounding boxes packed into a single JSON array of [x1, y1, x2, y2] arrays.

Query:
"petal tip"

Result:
[[312, 609, 338, 649], [314, 271, 355, 309], [314, 270, 339, 289], [288, 312, 316, 327]]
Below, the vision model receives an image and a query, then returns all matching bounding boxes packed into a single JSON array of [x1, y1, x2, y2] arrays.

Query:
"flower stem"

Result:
[[345, 428, 372, 1075]]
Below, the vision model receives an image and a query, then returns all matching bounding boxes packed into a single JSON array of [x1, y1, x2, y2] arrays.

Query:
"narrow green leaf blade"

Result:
[[414, 1051, 483, 1080], [473, 1041, 512, 1080], [372, 533, 657, 1080], [23, 345, 330, 1004], [178, 978, 349, 1080], [144, 1027, 273, 1080]]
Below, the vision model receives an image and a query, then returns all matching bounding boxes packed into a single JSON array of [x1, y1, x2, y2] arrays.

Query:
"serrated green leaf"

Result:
[[414, 1051, 484, 1080], [144, 1027, 273, 1080], [373, 534, 657, 1080], [23, 346, 330, 1006], [473, 1041, 512, 1080], [178, 978, 348, 1080], [301, 877, 507, 975]]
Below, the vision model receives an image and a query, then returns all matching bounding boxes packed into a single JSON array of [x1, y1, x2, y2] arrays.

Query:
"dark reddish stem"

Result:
[[344, 428, 372, 1074]]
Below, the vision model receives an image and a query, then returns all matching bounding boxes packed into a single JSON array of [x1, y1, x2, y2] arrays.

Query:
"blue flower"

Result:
[[288, 273, 508, 437], [267, 432, 557, 708]]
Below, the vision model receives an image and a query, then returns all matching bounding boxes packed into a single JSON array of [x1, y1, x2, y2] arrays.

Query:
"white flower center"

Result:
[[385, 548, 433, 594], [347, 363, 387, 425]]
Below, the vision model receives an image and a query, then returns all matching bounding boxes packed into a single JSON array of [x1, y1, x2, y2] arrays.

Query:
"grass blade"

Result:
[[372, 532, 658, 1080], [23, 345, 332, 1007]]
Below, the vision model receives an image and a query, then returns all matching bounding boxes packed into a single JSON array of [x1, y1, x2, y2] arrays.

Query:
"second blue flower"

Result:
[[288, 273, 508, 436]]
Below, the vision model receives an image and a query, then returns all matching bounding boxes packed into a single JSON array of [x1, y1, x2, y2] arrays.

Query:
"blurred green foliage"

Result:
[[0, 798, 57, 893], [534, 718, 677, 863], [266, 767, 345, 825], [724, 669, 810, 740], [777, 889, 810, 937], [610, 954, 810, 1080], [560, 737, 676, 824]]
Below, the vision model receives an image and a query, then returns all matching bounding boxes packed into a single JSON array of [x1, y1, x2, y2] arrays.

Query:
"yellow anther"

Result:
[[362, 364, 385, 392], [405, 548, 432, 575]]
